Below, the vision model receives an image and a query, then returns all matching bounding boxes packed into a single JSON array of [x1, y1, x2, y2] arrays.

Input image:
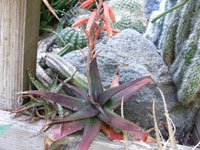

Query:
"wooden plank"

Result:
[[0, 0, 41, 109], [0, 110, 198, 150]]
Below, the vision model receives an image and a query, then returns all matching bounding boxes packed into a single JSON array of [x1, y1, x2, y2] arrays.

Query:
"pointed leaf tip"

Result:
[[24, 90, 88, 111], [51, 121, 84, 141], [99, 76, 153, 107], [99, 107, 142, 132]]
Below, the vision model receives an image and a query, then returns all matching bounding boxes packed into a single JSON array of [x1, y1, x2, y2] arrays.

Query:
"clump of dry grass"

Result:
[[153, 87, 177, 150]]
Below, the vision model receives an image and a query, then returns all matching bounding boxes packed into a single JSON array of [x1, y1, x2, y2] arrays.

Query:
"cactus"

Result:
[[162, 0, 200, 104], [55, 7, 90, 50], [56, 27, 87, 49], [162, 0, 183, 66], [109, 0, 141, 11], [108, 0, 147, 33], [177, 40, 200, 104], [45, 53, 88, 90], [56, 7, 90, 31]]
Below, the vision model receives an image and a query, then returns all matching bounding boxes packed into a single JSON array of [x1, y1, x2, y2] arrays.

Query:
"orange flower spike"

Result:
[[104, 19, 113, 37], [86, 9, 97, 32], [80, 0, 93, 8], [72, 16, 89, 28], [108, 7, 116, 23], [103, 2, 109, 19]]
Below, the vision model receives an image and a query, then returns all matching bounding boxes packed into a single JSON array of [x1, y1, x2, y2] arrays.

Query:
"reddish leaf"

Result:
[[94, 103, 110, 123], [99, 76, 152, 106], [24, 90, 88, 111], [98, 107, 142, 132], [128, 130, 147, 142], [110, 64, 128, 88], [101, 123, 123, 140], [107, 76, 153, 109], [48, 105, 98, 125], [51, 121, 84, 141], [89, 58, 103, 102], [64, 83, 89, 100], [78, 118, 101, 150]]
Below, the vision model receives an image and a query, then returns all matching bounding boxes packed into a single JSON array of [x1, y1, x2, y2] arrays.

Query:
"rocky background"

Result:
[[36, 0, 200, 145]]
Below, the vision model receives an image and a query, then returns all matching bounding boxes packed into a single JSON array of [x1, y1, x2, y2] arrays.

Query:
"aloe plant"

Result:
[[21, 0, 154, 149]]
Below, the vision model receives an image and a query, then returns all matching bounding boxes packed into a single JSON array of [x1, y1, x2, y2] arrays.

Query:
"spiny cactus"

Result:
[[170, 22, 200, 88], [162, 0, 200, 104], [162, 0, 183, 66], [108, 0, 147, 33], [174, 0, 197, 55], [109, 0, 141, 10], [56, 27, 87, 49], [177, 41, 200, 104], [58, 7, 90, 28], [55, 7, 90, 50]]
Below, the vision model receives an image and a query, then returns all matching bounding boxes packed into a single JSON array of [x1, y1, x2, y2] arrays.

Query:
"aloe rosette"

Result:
[[21, 1, 155, 149], [23, 68, 153, 149]]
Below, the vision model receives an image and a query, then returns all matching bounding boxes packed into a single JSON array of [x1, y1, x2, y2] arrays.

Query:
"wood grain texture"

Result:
[[0, 0, 41, 109], [0, 110, 198, 150]]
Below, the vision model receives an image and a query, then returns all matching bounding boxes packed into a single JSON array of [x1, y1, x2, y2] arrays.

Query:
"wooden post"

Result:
[[0, 0, 41, 109]]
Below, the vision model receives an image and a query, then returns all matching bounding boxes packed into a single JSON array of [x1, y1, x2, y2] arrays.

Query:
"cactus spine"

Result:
[[162, 0, 200, 104]]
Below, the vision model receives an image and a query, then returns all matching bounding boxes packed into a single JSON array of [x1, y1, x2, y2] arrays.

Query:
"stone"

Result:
[[63, 29, 195, 136]]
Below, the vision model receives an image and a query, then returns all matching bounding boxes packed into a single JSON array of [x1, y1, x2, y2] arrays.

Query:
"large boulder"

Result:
[[63, 29, 196, 136]]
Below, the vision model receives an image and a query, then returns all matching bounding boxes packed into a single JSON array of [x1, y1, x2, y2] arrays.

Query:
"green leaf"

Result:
[[27, 69, 46, 90], [0, 124, 12, 136]]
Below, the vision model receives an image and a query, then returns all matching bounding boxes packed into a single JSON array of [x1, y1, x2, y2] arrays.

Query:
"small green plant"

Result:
[[40, 0, 79, 31], [21, 0, 155, 149]]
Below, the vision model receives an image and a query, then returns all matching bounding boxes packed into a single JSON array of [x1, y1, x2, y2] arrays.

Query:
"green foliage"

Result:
[[40, 0, 79, 31]]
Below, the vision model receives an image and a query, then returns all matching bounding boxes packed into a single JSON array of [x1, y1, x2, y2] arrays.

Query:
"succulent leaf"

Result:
[[27, 69, 46, 90], [99, 76, 152, 106], [107, 76, 153, 109], [63, 82, 89, 100], [24, 90, 88, 111], [51, 121, 85, 141], [48, 105, 99, 125], [89, 58, 103, 102], [101, 123, 123, 140], [78, 118, 101, 150], [98, 107, 142, 132]]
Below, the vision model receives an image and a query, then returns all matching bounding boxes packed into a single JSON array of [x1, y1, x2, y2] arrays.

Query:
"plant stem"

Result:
[[151, 0, 189, 23], [86, 0, 102, 104]]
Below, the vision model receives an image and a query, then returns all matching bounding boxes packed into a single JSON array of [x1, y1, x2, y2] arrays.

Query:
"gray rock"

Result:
[[63, 29, 195, 136]]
